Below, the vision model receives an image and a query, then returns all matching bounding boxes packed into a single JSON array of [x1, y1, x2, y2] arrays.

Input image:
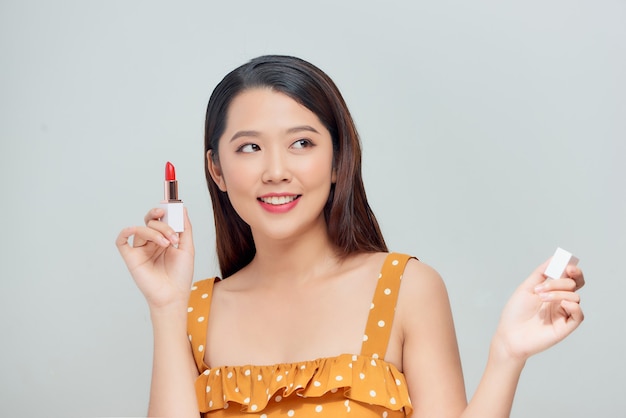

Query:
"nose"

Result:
[[261, 148, 292, 183]]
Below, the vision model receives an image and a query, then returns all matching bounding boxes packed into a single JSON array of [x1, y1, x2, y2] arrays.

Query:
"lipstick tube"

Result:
[[160, 161, 184, 232]]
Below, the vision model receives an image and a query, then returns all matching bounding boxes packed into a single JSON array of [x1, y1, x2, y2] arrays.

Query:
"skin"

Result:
[[116, 88, 585, 418]]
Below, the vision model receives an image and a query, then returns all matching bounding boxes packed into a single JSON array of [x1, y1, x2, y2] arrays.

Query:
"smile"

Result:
[[258, 195, 301, 205]]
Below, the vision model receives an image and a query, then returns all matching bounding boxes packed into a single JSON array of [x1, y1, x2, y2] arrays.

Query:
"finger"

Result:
[[115, 226, 137, 257], [538, 290, 581, 304], [535, 277, 577, 293], [144, 207, 165, 225], [565, 265, 585, 290], [117, 225, 171, 254], [177, 207, 195, 255], [561, 299, 585, 324], [146, 217, 180, 245]]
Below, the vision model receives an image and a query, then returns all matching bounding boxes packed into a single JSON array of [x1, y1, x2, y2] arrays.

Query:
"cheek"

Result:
[[220, 159, 256, 191]]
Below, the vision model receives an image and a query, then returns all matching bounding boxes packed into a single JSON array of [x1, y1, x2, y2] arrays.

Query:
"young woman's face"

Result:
[[208, 88, 336, 242]]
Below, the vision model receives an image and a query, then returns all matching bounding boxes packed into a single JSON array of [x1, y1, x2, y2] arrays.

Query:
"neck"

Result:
[[246, 220, 341, 288]]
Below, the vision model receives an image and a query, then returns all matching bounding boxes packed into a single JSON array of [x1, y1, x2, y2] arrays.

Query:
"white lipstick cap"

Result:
[[544, 247, 579, 280]]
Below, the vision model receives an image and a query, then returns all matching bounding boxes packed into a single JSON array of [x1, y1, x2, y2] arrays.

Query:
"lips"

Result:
[[257, 194, 301, 213], [258, 195, 300, 205]]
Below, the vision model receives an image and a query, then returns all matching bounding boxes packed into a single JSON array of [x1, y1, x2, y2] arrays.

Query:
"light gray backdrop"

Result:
[[1, 0, 624, 417]]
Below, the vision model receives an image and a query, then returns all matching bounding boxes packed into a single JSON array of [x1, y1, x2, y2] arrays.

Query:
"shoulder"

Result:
[[396, 258, 452, 329]]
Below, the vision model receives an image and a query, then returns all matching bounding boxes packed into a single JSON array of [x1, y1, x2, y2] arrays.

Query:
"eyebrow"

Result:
[[229, 125, 320, 142]]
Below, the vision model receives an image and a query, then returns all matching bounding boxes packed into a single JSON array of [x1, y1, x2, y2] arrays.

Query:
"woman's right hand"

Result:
[[116, 207, 195, 311]]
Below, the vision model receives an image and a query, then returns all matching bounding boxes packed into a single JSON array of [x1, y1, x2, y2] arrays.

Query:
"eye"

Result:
[[237, 143, 260, 153], [291, 139, 314, 149]]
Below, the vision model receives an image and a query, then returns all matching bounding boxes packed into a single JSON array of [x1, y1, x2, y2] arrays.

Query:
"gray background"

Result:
[[1, 0, 624, 416]]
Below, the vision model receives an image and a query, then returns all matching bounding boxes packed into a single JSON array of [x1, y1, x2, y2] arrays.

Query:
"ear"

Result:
[[207, 150, 227, 192], [331, 167, 337, 184]]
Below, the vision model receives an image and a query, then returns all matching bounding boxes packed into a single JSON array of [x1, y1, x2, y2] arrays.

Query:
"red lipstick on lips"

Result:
[[257, 193, 301, 214], [160, 161, 184, 232]]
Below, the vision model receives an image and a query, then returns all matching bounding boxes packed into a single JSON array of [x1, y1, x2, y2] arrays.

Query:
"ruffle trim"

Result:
[[194, 354, 412, 414]]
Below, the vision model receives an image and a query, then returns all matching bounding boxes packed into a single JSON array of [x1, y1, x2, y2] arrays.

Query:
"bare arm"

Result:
[[399, 260, 468, 418], [400, 259, 584, 418], [148, 305, 200, 417], [461, 261, 584, 417], [116, 208, 200, 417]]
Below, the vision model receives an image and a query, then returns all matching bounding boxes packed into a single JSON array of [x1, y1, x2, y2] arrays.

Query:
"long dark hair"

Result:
[[205, 55, 387, 278]]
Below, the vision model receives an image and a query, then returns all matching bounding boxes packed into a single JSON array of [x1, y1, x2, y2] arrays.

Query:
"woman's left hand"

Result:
[[494, 259, 585, 361]]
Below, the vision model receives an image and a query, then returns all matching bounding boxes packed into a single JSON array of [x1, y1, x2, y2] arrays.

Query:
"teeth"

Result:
[[260, 195, 298, 205]]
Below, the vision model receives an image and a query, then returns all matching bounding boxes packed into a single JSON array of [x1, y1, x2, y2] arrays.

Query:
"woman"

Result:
[[116, 55, 584, 417]]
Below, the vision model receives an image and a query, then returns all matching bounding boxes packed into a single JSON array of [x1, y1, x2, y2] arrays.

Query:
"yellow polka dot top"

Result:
[[187, 253, 415, 417]]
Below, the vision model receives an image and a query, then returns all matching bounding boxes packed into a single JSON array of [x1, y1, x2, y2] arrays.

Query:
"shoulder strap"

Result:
[[187, 277, 217, 371], [360, 253, 414, 359]]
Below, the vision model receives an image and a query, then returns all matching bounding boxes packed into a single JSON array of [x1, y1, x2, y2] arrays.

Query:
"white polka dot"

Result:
[[390, 397, 397, 405], [371, 359, 377, 366], [191, 285, 198, 291], [188, 335, 192, 341], [234, 387, 239, 393], [378, 320, 385, 327], [215, 369, 220, 376], [378, 273, 382, 279], [203, 369, 210, 375], [227, 371, 233, 379], [244, 369, 251, 376], [276, 375, 283, 382], [331, 388, 338, 393], [335, 375, 343, 381], [363, 334, 369, 341], [370, 302, 375, 310], [395, 378, 401, 386], [209, 400, 213, 407], [187, 307, 193, 312], [383, 412, 388, 418], [223, 402, 229, 409], [392, 259, 399, 266], [313, 381, 321, 387], [198, 345, 204, 352], [250, 404, 258, 411], [344, 400, 350, 407], [243, 397, 250, 404], [300, 364, 307, 369], [315, 405, 323, 412], [352, 355, 358, 361], [275, 395, 283, 402], [205, 385, 211, 393], [287, 410, 295, 417], [201, 293, 209, 299], [372, 353, 379, 359], [384, 288, 391, 295], [359, 372, 366, 380], [370, 390, 377, 397], [261, 415, 267, 418], [258, 374, 263, 381], [197, 316, 205, 322], [348, 363, 353, 368]]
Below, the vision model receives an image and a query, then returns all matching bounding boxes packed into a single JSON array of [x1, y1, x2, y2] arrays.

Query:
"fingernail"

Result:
[[534, 284, 546, 293], [159, 237, 170, 246], [170, 233, 179, 244]]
